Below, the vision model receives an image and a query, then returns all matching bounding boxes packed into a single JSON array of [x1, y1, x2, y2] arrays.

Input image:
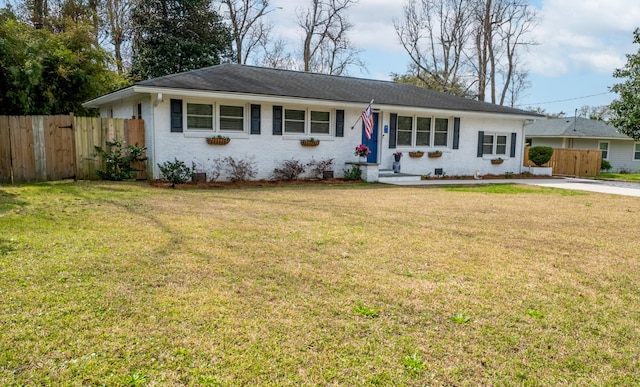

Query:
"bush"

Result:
[[273, 159, 306, 180], [343, 165, 362, 181], [307, 158, 334, 179], [601, 159, 612, 171], [158, 158, 192, 187], [224, 156, 257, 182], [528, 146, 554, 166], [93, 139, 147, 181]]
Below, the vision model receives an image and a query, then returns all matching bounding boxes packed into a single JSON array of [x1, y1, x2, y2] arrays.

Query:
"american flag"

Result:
[[362, 103, 373, 139]]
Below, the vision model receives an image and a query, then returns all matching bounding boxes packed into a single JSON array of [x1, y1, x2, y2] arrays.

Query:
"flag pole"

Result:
[[350, 99, 374, 129]]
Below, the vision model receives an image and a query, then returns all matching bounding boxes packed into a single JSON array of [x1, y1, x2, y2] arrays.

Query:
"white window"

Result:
[[310, 111, 330, 134], [284, 108, 331, 135], [599, 141, 609, 160], [187, 103, 213, 130], [483, 133, 508, 156], [185, 102, 248, 133], [219, 105, 244, 131], [395, 115, 450, 147], [634, 143, 640, 160]]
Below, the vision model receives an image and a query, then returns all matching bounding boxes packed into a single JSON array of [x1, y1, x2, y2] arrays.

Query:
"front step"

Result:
[[378, 169, 422, 183]]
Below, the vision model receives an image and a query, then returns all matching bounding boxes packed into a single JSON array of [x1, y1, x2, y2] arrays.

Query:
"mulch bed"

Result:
[[149, 174, 558, 189]]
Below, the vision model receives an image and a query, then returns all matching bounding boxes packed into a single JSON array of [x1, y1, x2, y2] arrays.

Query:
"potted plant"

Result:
[[392, 151, 402, 173], [300, 137, 320, 146], [393, 151, 403, 162], [491, 157, 504, 165], [527, 146, 554, 175], [409, 150, 424, 158], [354, 144, 371, 161], [428, 150, 442, 158], [206, 135, 230, 145]]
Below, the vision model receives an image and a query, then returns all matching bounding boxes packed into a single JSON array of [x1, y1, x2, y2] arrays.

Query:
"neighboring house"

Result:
[[526, 117, 640, 172], [83, 64, 542, 181]]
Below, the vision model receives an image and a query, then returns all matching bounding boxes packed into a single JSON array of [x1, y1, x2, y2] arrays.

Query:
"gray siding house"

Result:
[[84, 64, 542, 181], [526, 117, 640, 172]]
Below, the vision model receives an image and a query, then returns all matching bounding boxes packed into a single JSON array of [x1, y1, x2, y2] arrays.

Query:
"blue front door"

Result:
[[362, 112, 379, 163]]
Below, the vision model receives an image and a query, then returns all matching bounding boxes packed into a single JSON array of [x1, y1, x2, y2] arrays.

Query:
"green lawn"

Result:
[[598, 172, 640, 182], [1, 181, 639, 385]]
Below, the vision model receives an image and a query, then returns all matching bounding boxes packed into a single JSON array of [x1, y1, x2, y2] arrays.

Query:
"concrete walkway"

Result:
[[383, 177, 640, 197]]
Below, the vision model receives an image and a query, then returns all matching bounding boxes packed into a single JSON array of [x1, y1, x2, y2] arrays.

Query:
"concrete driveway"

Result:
[[385, 177, 640, 197]]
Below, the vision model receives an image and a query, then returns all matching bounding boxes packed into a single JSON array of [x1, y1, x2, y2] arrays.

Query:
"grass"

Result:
[[1, 180, 639, 385], [598, 172, 640, 182]]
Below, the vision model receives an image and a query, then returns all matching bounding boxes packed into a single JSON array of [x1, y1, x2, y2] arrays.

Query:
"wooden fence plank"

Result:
[[0, 116, 11, 183], [33, 116, 47, 181], [124, 119, 147, 180], [9, 116, 37, 183]]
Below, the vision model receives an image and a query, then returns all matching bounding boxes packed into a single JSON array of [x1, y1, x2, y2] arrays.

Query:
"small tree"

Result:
[[158, 158, 192, 187], [610, 28, 640, 140], [528, 146, 553, 167], [93, 139, 147, 181]]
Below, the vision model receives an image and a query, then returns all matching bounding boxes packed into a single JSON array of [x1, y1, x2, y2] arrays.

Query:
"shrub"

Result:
[[528, 146, 554, 166], [193, 158, 225, 182], [158, 158, 192, 187], [343, 165, 362, 181], [93, 139, 147, 181], [601, 159, 612, 171], [307, 157, 334, 179], [224, 156, 257, 182], [273, 159, 306, 180]]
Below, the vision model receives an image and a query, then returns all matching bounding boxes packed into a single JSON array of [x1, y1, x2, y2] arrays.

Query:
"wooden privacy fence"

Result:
[[523, 147, 602, 177], [0, 115, 145, 184]]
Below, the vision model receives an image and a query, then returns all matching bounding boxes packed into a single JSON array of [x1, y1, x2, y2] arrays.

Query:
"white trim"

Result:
[[598, 141, 610, 160], [83, 86, 541, 121]]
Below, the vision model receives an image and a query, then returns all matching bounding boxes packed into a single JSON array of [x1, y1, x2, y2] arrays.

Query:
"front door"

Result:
[[362, 112, 379, 163]]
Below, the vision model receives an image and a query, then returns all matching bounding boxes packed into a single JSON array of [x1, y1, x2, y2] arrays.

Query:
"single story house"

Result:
[[526, 117, 640, 173], [83, 63, 542, 181]]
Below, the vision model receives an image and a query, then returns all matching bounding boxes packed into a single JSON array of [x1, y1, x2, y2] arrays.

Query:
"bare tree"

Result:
[[394, 0, 474, 96], [220, 0, 275, 64], [395, 0, 537, 106], [102, 0, 132, 74], [296, 0, 363, 75], [258, 37, 296, 69], [474, 0, 537, 104]]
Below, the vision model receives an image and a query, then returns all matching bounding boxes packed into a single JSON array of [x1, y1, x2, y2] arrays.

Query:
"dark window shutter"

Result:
[[170, 99, 183, 132], [477, 131, 484, 157], [251, 104, 261, 134], [389, 113, 397, 149], [272, 105, 282, 135], [335, 109, 344, 137], [453, 117, 461, 149], [510, 132, 517, 157]]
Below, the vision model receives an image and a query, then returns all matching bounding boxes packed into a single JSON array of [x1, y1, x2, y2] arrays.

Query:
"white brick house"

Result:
[[83, 64, 542, 181]]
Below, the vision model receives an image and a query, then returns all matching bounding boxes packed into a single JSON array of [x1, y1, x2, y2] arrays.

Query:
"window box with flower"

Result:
[[491, 157, 504, 165], [206, 135, 230, 145], [428, 150, 442, 158], [300, 138, 320, 147], [409, 150, 424, 158]]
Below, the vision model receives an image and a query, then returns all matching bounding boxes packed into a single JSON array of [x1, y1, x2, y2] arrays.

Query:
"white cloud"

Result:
[[527, 0, 640, 76]]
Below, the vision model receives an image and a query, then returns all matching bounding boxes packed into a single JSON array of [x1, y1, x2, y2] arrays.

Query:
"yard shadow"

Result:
[[0, 189, 28, 214], [0, 238, 16, 256]]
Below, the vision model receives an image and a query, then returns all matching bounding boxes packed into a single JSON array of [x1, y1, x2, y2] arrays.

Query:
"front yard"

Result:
[[1, 181, 639, 385]]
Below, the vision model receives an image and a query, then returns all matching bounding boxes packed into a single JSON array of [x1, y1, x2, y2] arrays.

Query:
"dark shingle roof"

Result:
[[526, 117, 631, 139], [137, 63, 539, 117]]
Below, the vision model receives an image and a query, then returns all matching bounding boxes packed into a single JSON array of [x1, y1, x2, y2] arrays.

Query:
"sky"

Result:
[[2, 0, 638, 115], [269, 0, 640, 115]]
